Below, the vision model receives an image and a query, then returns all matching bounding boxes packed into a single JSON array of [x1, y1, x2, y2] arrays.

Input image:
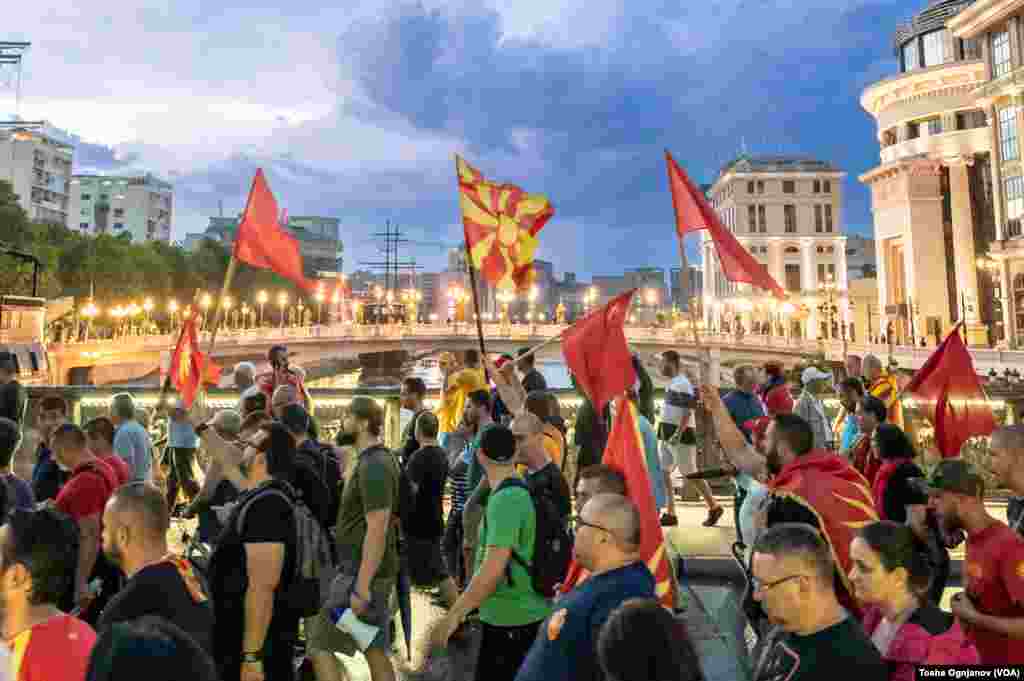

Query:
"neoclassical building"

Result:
[[704, 156, 848, 340], [860, 0, 998, 347], [949, 0, 1024, 348]]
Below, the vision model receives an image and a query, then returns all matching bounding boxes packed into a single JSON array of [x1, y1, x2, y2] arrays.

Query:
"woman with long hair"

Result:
[[870, 423, 926, 523], [849, 522, 977, 680]]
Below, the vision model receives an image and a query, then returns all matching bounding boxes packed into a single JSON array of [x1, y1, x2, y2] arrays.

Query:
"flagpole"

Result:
[[203, 255, 239, 380], [455, 156, 490, 379]]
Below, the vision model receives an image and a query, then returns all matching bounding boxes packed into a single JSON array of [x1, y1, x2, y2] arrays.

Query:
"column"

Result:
[[947, 157, 987, 345], [703, 242, 714, 328], [990, 104, 1007, 241], [1002, 258, 1016, 348], [837, 236, 849, 291]]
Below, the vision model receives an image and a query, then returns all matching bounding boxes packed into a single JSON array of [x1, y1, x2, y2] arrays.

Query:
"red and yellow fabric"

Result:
[[561, 398, 674, 608], [456, 155, 554, 293], [848, 433, 881, 487], [168, 314, 222, 408], [436, 367, 487, 434], [868, 373, 903, 429], [769, 449, 878, 617], [9, 614, 96, 681]]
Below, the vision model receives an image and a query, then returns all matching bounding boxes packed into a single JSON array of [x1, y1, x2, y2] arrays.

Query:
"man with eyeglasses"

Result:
[[750, 523, 885, 681], [514, 494, 655, 681]]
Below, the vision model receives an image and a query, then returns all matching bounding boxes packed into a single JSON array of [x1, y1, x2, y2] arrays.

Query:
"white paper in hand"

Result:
[[336, 608, 380, 651]]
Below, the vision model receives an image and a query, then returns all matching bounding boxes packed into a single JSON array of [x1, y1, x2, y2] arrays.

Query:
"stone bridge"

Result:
[[46, 321, 1024, 385]]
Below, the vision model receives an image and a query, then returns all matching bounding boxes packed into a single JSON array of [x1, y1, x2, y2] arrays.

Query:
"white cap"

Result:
[[234, 361, 256, 375], [801, 366, 832, 385]]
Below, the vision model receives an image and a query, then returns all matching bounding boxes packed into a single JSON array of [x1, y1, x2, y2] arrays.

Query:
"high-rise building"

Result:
[[69, 173, 172, 242], [704, 156, 847, 339], [948, 0, 1024, 347], [861, 0, 993, 346], [183, 215, 341, 278], [0, 122, 73, 227]]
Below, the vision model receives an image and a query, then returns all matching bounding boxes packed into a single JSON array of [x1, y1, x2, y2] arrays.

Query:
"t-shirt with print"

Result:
[[335, 445, 400, 584], [476, 481, 553, 627], [754, 617, 886, 681], [514, 561, 655, 681], [404, 445, 448, 539], [659, 374, 695, 439], [964, 520, 1024, 664], [10, 613, 96, 681], [98, 560, 214, 656]]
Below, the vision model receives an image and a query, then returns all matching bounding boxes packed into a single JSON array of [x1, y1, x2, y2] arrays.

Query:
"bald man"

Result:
[[99, 482, 214, 655], [989, 426, 1024, 537], [515, 494, 656, 681]]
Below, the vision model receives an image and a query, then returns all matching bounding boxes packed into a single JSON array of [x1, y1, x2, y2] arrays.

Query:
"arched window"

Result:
[[784, 246, 800, 255]]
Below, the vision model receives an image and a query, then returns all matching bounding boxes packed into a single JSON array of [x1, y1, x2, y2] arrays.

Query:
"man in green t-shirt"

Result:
[[433, 424, 552, 681], [306, 396, 398, 681]]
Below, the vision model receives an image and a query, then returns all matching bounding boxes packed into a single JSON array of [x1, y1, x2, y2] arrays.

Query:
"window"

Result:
[[783, 180, 795, 194], [758, 205, 767, 232], [813, 180, 821, 193], [113, 222, 124, 229], [815, 205, 824, 233], [747, 181, 755, 193], [961, 38, 981, 60], [747, 205, 757, 233], [902, 39, 919, 71], [999, 106, 1019, 161], [823, 180, 831, 193], [1006, 176, 1024, 237], [784, 246, 800, 255], [785, 264, 802, 292], [827, 246, 834, 254], [81, 194, 91, 201], [922, 30, 949, 67], [79, 222, 89, 229], [817, 263, 836, 284], [113, 208, 124, 218], [784, 204, 797, 233], [957, 109, 987, 130], [825, 205, 833, 232], [757, 181, 765, 194], [99, 194, 109, 201], [80, 209, 88, 216], [907, 122, 920, 140], [927, 118, 942, 135], [993, 30, 1011, 78]]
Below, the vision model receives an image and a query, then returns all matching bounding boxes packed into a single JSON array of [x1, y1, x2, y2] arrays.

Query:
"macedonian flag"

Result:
[[168, 313, 222, 408], [455, 155, 554, 292]]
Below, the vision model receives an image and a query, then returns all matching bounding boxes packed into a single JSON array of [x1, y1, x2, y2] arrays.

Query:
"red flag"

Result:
[[665, 151, 786, 299], [233, 169, 315, 293], [561, 398, 674, 608], [168, 315, 222, 408], [904, 325, 996, 457], [561, 289, 636, 416]]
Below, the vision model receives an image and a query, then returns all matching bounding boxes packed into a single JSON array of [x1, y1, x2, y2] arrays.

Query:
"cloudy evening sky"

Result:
[[4, 0, 912, 278]]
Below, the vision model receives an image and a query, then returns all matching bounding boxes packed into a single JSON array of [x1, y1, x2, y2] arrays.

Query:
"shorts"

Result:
[[404, 536, 448, 587], [306, 568, 395, 655], [659, 439, 697, 475]]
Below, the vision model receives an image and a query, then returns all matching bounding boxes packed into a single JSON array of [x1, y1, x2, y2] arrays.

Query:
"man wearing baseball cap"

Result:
[[795, 367, 832, 451], [914, 460, 1024, 664]]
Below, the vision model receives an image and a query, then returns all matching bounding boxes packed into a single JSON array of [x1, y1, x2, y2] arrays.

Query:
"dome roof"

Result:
[[893, 0, 975, 50]]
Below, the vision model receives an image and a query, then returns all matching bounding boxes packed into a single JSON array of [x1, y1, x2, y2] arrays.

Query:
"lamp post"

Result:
[[82, 299, 99, 342], [199, 293, 212, 331], [297, 300, 306, 327], [142, 298, 154, 334], [127, 302, 141, 336], [257, 290, 268, 327], [241, 303, 250, 330], [278, 292, 288, 328], [645, 288, 658, 326], [221, 296, 233, 331], [817, 274, 839, 342], [331, 291, 340, 324], [315, 289, 325, 325], [167, 299, 178, 334]]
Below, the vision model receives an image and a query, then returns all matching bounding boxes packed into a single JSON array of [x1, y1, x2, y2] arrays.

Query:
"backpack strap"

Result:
[[487, 477, 534, 583], [235, 486, 294, 540]]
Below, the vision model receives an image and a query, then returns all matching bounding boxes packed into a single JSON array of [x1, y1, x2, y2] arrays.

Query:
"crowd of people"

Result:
[[0, 343, 1017, 681]]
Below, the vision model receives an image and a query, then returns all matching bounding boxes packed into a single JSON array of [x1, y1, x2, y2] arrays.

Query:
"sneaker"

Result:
[[660, 513, 679, 527], [703, 506, 724, 527]]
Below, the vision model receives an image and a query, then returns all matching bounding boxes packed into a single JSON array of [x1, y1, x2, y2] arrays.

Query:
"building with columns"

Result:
[[949, 0, 1024, 348], [703, 156, 848, 340], [860, 0, 997, 347]]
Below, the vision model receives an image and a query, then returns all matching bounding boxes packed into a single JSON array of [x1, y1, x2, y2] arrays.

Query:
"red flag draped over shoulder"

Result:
[[561, 289, 636, 416], [665, 151, 786, 299], [769, 450, 878, 617], [904, 325, 996, 457], [561, 398, 675, 608], [233, 169, 316, 293], [168, 315, 221, 408]]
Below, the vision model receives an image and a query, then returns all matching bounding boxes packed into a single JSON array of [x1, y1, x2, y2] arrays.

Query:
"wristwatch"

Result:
[[241, 651, 263, 664]]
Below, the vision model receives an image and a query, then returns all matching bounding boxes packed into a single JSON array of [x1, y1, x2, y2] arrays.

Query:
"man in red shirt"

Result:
[[1, 506, 97, 681], [256, 345, 310, 412], [50, 424, 120, 626], [918, 460, 1024, 664], [83, 417, 131, 487]]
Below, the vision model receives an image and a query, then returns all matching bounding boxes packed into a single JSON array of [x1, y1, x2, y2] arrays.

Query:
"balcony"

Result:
[[879, 126, 990, 165]]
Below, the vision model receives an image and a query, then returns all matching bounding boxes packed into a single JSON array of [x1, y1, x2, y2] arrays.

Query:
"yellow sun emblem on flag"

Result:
[[177, 344, 192, 385]]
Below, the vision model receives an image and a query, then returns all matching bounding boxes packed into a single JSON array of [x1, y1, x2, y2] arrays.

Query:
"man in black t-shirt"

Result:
[[208, 421, 298, 681], [99, 482, 214, 656], [750, 523, 885, 681], [399, 376, 429, 466], [403, 411, 459, 607]]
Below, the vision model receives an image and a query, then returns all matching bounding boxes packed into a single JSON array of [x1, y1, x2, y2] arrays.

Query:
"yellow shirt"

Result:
[[436, 367, 487, 433]]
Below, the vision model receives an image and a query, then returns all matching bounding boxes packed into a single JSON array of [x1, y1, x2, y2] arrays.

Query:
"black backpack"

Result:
[[490, 477, 572, 599], [294, 440, 343, 529]]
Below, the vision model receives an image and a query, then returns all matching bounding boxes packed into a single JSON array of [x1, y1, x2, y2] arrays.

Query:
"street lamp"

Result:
[[278, 292, 288, 328], [167, 299, 179, 333], [297, 299, 306, 327], [199, 293, 212, 331], [142, 298, 154, 334], [241, 302, 250, 329], [221, 296, 233, 331], [315, 289, 326, 325], [257, 290, 268, 327], [584, 286, 598, 314], [82, 299, 99, 341]]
